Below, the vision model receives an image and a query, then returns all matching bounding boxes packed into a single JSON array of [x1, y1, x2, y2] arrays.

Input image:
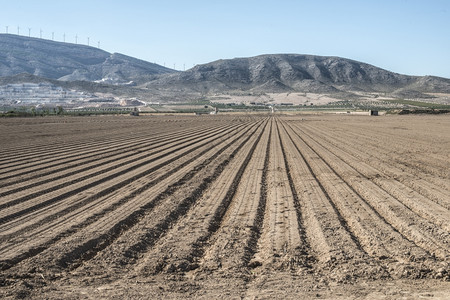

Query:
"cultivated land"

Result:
[[0, 113, 449, 299]]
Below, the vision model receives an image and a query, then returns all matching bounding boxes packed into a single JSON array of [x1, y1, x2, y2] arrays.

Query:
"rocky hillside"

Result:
[[0, 34, 175, 85], [1, 34, 449, 102], [145, 54, 450, 95]]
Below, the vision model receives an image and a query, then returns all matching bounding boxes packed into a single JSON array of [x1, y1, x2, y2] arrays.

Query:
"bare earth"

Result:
[[0, 113, 449, 299], [209, 92, 343, 106]]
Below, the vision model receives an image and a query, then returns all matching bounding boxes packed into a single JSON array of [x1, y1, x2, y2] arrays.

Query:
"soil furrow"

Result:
[[0, 120, 265, 271], [133, 119, 268, 275], [301, 119, 450, 183], [0, 114, 448, 298], [251, 119, 307, 270], [69, 120, 268, 278], [199, 118, 272, 273], [52, 119, 267, 273], [0, 121, 249, 231], [283, 121, 433, 262], [0, 117, 211, 161], [0, 121, 229, 186], [0, 123, 237, 219], [0, 121, 247, 196], [277, 120, 381, 282], [299, 121, 450, 206], [288, 121, 449, 261], [0, 123, 187, 167], [295, 123, 450, 229]]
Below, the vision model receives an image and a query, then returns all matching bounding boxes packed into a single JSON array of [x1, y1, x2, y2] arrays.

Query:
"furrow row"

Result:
[[286, 120, 449, 262], [199, 118, 272, 273], [277, 120, 367, 266], [0, 121, 239, 219], [134, 119, 268, 275], [301, 120, 450, 184], [251, 119, 306, 270], [0, 120, 245, 199], [0, 116, 212, 159], [296, 123, 450, 229], [299, 121, 450, 208], [0, 118, 265, 272], [0, 120, 192, 164], [70, 119, 269, 278], [0, 120, 225, 184]]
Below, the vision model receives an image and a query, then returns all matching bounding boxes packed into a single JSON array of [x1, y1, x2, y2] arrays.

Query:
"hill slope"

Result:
[[0, 34, 175, 84], [1, 34, 449, 103], [145, 54, 450, 95]]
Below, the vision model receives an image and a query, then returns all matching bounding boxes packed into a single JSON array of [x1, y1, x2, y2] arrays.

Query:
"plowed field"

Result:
[[1, 114, 449, 299]]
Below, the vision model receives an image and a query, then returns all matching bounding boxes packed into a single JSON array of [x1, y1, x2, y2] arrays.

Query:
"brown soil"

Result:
[[0, 114, 449, 299]]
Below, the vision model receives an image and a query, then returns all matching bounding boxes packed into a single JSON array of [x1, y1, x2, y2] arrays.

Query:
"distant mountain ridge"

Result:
[[0, 34, 176, 85], [145, 54, 450, 95], [1, 34, 449, 101]]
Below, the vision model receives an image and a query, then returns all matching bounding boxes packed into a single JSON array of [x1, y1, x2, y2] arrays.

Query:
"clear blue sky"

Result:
[[1, 0, 449, 77]]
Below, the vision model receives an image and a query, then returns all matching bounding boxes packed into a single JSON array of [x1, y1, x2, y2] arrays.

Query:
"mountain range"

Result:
[[1, 33, 449, 103], [0, 34, 175, 85], [145, 54, 449, 95]]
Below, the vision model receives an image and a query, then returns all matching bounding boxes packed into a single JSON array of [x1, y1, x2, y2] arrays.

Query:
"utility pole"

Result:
[[17, 26, 19, 35], [63, 33, 66, 42], [52, 32, 54, 40], [98, 41, 100, 48], [40, 29, 43, 39], [28, 28, 31, 37], [75, 34, 78, 44], [5, 26, 8, 34], [87, 37, 90, 46]]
